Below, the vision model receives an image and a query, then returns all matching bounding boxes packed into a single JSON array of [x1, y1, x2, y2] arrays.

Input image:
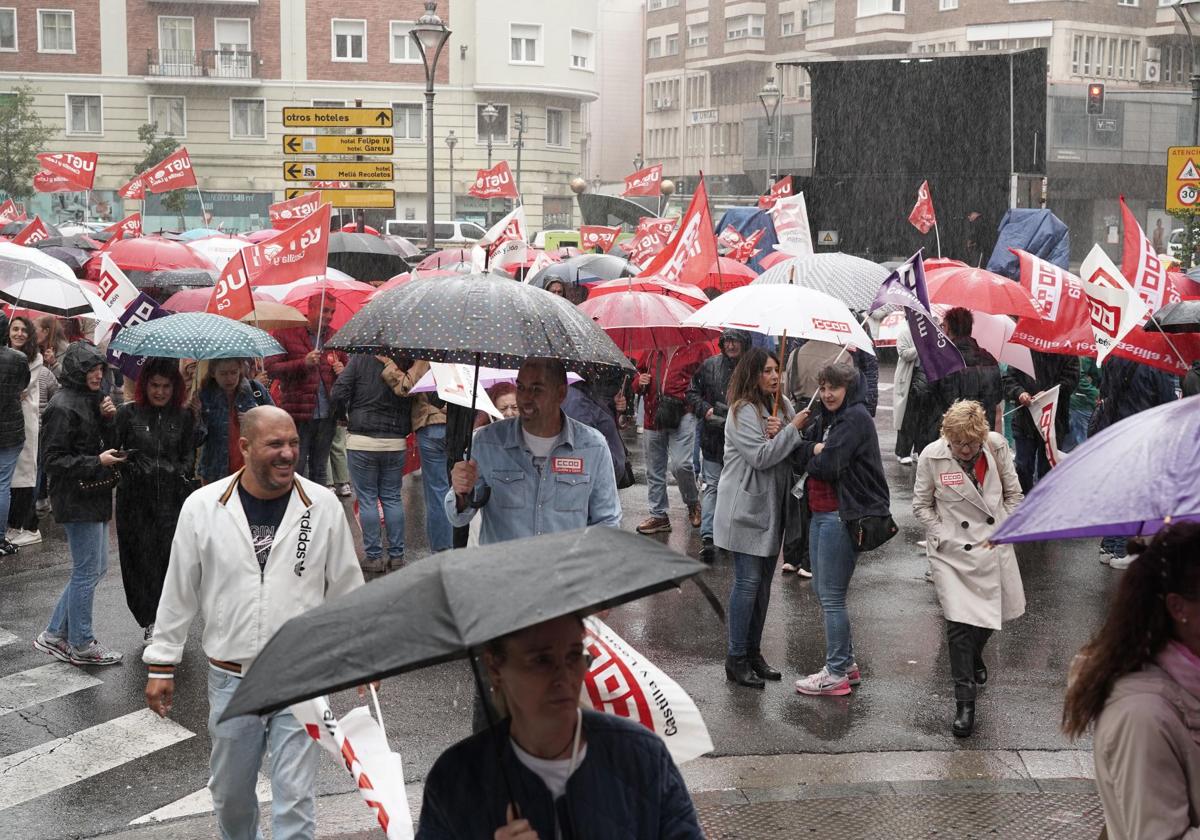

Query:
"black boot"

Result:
[[974, 662, 988, 687], [725, 655, 765, 689], [700, 537, 715, 564], [952, 701, 975, 738], [747, 653, 782, 681]]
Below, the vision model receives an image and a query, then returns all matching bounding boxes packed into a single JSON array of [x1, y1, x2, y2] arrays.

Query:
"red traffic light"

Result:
[[1087, 83, 1105, 115], [1088, 84, 1103, 96]]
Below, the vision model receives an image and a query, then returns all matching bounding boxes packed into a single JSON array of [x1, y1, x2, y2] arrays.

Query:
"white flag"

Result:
[[429, 362, 504, 418], [1026, 385, 1067, 469], [1079, 244, 1149, 364], [96, 254, 141, 314], [471, 205, 528, 272], [769, 192, 814, 258]]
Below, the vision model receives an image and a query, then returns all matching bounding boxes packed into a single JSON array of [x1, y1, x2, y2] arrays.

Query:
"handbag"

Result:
[[653, 394, 686, 430], [844, 514, 899, 553]]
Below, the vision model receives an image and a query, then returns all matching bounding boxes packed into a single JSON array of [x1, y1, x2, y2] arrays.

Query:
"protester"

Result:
[[326, 425, 352, 497], [892, 321, 919, 464], [114, 358, 196, 644], [715, 348, 808, 689], [447, 357, 621, 545], [913, 400, 1025, 737], [35, 343, 124, 666], [932, 308, 1003, 432], [6, 316, 44, 546], [1184, 359, 1200, 398], [33, 339, 59, 518], [473, 382, 518, 429], [562, 379, 626, 485], [1062, 522, 1200, 840], [633, 343, 707, 535], [792, 363, 891, 697], [687, 329, 750, 562], [1002, 351, 1079, 492], [331, 353, 412, 573], [144, 406, 364, 840], [1064, 356, 1100, 451], [416, 615, 703, 839], [197, 358, 273, 485], [265, 294, 348, 485]]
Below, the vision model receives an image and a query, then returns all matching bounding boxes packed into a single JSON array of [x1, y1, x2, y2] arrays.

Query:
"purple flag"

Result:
[[106, 293, 170, 380], [871, 251, 965, 382]]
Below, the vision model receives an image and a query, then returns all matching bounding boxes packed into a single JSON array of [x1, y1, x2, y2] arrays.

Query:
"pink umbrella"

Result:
[[241, 229, 279, 244], [577, 290, 715, 353], [925, 265, 1042, 319], [697, 257, 758, 292], [758, 251, 790, 270], [587, 277, 709, 307], [368, 269, 457, 300], [162, 286, 273, 312], [278, 277, 375, 332], [339, 223, 380, 235], [415, 248, 472, 271]]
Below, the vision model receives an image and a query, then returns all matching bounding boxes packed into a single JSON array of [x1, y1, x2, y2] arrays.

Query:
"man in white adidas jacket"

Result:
[[144, 406, 363, 840]]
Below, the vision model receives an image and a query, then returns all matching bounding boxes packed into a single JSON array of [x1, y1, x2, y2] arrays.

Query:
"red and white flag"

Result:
[[622, 163, 663, 197], [269, 191, 322, 230], [639, 177, 718, 287], [719, 226, 764, 263], [909, 180, 937, 235], [206, 250, 256, 321], [96, 254, 143, 315], [36, 151, 98, 191], [757, 176, 793, 210], [33, 170, 78, 193], [1080, 244, 1150, 365], [118, 173, 146, 200], [11, 216, 50, 246], [468, 160, 520, 200], [1027, 385, 1067, 468], [624, 217, 676, 265], [771, 192, 814, 258], [1009, 249, 1096, 357], [143, 147, 198, 193], [244, 203, 331, 285], [104, 212, 143, 241], [0, 199, 20, 223], [471, 204, 528, 272], [580, 225, 621, 253]]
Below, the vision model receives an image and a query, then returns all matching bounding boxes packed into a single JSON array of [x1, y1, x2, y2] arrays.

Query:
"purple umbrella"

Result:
[[991, 395, 1200, 544]]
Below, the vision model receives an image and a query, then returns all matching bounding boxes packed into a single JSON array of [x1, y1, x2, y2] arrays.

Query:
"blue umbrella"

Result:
[[109, 312, 285, 360], [990, 395, 1200, 544], [176, 228, 226, 241]]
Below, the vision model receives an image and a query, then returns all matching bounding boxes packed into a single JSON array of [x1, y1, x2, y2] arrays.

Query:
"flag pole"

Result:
[[194, 186, 208, 230], [933, 221, 942, 259], [1147, 313, 1189, 370]]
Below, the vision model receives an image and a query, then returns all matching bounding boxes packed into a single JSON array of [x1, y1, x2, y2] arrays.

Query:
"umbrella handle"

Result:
[[463, 353, 493, 509]]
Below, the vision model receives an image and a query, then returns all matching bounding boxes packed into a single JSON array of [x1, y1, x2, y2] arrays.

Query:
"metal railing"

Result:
[[145, 49, 258, 80]]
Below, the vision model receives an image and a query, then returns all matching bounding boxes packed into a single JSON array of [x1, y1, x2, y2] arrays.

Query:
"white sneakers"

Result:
[[7, 528, 41, 546], [795, 666, 852, 697]]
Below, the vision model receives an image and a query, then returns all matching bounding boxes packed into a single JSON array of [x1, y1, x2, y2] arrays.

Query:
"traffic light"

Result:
[[1086, 83, 1105, 116], [513, 112, 525, 134]]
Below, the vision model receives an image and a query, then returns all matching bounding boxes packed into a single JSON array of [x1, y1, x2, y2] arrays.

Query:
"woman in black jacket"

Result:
[[114, 358, 196, 644], [792, 363, 891, 697]]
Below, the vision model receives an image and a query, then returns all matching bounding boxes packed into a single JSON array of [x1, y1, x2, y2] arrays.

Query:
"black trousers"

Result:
[[946, 620, 993, 701], [894, 428, 914, 459]]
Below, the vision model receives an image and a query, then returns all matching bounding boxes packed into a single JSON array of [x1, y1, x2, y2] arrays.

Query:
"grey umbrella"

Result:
[[752, 252, 891, 312], [1145, 300, 1200, 333], [327, 232, 410, 282]]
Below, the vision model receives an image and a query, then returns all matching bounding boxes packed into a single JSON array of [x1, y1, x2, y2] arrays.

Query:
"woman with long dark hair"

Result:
[[1063, 523, 1200, 840], [114, 358, 196, 644], [714, 347, 809, 689], [6, 316, 46, 545]]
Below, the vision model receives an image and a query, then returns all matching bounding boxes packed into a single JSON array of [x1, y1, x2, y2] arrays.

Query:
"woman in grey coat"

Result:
[[714, 348, 809, 689]]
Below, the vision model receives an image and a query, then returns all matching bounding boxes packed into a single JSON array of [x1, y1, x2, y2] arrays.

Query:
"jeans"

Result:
[[1101, 535, 1129, 559], [947, 620, 993, 701], [1013, 435, 1053, 494], [416, 424, 453, 552], [296, 417, 337, 486], [347, 448, 406, 561], [207, 666, 319, 840], [809, 511, 857, 677], [699, 457, 721, 541], [0, 443, 22, 533], [1062, 407, 1093, 453], [644, 413, 698, 518], [46, 521, 109, 648], [727, 551, 776, 657], [326, 426, 349, 484]]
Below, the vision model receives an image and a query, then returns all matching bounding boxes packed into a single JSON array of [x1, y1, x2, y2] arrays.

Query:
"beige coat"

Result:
[[912, 432, 1025, 630], [1094, 664, 1200, 840], [13, 354, 42, 489], [893, 323, 917, 431]]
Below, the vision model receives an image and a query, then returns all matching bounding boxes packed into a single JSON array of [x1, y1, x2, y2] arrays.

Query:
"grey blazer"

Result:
[[713, 398, 804, 558]]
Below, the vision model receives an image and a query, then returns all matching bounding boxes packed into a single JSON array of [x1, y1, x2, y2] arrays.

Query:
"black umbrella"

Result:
[[327, 232, 410, 282], [221, 527, 707, 721], [1145, 299, 1200, 333], [0, 220, 61, 238], [37, 246, 90, 274], [32, 235, 100, 251], [128, 267, 218, 289]]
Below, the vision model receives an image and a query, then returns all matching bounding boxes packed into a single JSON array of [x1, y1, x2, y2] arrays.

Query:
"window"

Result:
[[570, 29, 593, 69], [66, 94, 101, 135], [687, 23, 707, 46], [1084, 35, 1093, 75], [665, 34, 679, 55], [1117, 38, 1127, 78], [0, 9, 15, 51], [390, 21, 418, 62], [1117, 0, 1137, 6], [149, 96, 186, 137], [214, 18, 251, 77], [38, 9, 74, 53], [726, 14, 764, 40], [158, 16, 194, 54], [780, 13, 796, 35], [332, 19, 365, 62], [393, 103, 422, 140], [230, 98, 264, 139], [476, 103, 510, 144], [510, 23, 540, 64], [647, 37, 661, 59], [858, 0, 904, 15], [807, 1, 835, 27], [939, 0, 958, 8], [546, 108, 567, 147]]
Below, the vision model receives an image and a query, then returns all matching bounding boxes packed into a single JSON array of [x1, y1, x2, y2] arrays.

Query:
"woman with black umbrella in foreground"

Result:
[[416, 613, 703, 839]]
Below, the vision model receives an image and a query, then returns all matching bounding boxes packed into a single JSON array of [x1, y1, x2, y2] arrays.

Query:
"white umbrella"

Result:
[[186, 236, 250, 270], [408, 364, 583, 394], [0, 241, 116, 319]]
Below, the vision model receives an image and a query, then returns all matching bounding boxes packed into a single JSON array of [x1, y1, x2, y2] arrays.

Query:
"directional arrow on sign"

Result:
[[286, 163, 303, 179], [286, 137, 303, 153], [375, 111, 390, 126]]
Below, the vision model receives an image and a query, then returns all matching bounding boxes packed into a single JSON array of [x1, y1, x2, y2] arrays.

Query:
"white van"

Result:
[[384, 220, 487, 245]]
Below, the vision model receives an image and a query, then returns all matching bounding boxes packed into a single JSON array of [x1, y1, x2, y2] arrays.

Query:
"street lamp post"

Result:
[[445, 129, 457, 221], [481, 102, 498, 225], [758, 76, 782, 192], [410, 0, 451, 252]]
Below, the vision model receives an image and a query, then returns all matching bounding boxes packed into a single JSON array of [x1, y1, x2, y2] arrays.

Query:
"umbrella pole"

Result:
[[1147, 313, 1190, 371], [934, 222, 942, 260], [773, 329, 788, 417], [314, 282, 328, 353], [464, 352, 482, 463], [468, 649, 522, 818]]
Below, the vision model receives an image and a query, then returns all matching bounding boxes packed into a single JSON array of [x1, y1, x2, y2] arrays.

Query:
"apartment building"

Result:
[[0, 0, 600, 232], [642, 0, 1200, 259]]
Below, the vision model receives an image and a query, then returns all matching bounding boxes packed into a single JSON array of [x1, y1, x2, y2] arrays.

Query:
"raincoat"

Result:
[[13, 352, 42, 489], [42, 343, 115, 523]]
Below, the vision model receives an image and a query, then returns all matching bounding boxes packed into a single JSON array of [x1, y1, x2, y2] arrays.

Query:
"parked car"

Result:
[[384, 220, 487, 245]]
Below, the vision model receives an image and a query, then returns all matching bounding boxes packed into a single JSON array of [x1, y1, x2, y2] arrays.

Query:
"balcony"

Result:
[[145, 49, 260, 85]]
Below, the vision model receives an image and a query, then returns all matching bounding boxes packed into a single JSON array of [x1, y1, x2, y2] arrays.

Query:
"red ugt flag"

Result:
[[245, 203, 331, 285], [12, 217, 51, 246], [104, 212, 143, 241], [207, 250, 256, 320], [0, 199, 19, 222], [33, 170, 78, 193], [757, 176, 793, 210], [640, 177, 718, 287], [36, 152, 98, 191], [269, 191, 321, 230], [468, 161, 520, 200], [118, 173, 146, 200], [909, 180, 937, 235], [580, 225, 621, 253], [622, 164, 663, 197], [143, 148, 198, 193]]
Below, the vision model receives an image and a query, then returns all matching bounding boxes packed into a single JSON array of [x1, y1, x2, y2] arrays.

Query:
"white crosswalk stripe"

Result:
[[0, 708, 195, 812], [130, 776, 272, 825], [0, 662, 102, 717]]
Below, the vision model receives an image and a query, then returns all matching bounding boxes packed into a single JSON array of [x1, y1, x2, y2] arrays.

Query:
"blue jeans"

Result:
[[644, 413, 698, 518], [296, 417, 337, 486], [0, 442, 21, 532], [46, 521, 109, 648], [1062, 407, 1093, 452], [809, 511, 857, 677], [347, 447, 406, 561], [416, 424, 452, 552], [699, 457, 721, 542], [1101, 535, 1129, 559], [1014, 435, 1053, 494], [727, 551, 776, 657], [207, 666, 319, 840]]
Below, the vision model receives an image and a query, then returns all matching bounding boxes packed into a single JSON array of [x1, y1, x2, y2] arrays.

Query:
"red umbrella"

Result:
[[339, 223, 381, 235], [87, 236, 216, 281], [697, 257, 757, 293], [161, 286, 274, 312], [924, 257, 969, 272], [577, 290, 714, 353], [416, 248, 473, 271], [587, 276, 709, 307], [924, 265, 1042, 319], [367, 269, 457, 300], [276, 277, 375, 332], [758, 250, 790, 270]]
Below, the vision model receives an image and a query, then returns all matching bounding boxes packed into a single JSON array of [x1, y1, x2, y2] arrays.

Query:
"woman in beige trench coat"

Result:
[[913, 400, 1025, 738]]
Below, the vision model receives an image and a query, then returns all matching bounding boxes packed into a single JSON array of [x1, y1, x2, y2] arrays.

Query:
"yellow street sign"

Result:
[[282, 134, 394, 156], [283, 162, 393, 182], [1166, 146, 1200, 212], [282, 107, 392, 128], [285, 188, 395, 209]]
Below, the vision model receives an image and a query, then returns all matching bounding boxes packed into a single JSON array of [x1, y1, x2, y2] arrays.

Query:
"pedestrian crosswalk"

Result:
[[0, 662, 101, 717]]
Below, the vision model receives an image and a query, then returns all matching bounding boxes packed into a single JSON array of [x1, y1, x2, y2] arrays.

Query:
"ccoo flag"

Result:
[[871, 250, 965, 382], [1027, 385, 1067, 468]]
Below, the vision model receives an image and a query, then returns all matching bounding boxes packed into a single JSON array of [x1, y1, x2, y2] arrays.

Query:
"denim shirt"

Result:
[[444, 414, 621, 545]]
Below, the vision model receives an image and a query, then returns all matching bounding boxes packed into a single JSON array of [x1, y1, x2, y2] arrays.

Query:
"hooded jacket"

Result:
[[933, 336, 1003, 422], [0, 345, 30, 450], [42, 343, 115, 522], [686, 329, 750, 463]]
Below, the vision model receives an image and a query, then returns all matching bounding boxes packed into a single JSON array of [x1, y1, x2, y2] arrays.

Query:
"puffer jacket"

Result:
[[686, 331, 750, 463], [42, 343, 115, 522], [330, 354, 411, 439], [1002, 351, 1079, 441], [932, 336, 1003, 423], [0, 345, 30, 449], [197, 378, 273, 482], [264, 326, 347, 422]]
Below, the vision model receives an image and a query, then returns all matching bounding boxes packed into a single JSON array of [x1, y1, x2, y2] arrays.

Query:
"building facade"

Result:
[[0, 0, 600, 232]]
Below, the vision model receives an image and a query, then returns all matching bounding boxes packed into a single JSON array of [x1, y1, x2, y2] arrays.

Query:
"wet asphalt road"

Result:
[[0, 362, 1118, 839]]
